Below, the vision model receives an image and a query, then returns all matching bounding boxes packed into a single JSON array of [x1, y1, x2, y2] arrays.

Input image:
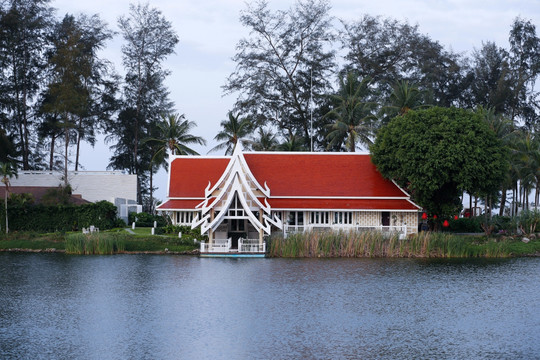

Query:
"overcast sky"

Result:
[[52, 0, 540, 201]]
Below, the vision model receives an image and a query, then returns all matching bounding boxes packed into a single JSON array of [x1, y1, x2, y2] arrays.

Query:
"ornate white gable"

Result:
[[191, 146, 283, 234]]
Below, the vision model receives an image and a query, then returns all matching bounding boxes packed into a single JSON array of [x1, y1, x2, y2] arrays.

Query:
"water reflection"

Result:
[[0, 254, 538, 359]]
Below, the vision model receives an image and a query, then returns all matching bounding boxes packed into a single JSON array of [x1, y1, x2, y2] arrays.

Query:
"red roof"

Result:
[[168, 157, 228, 197], [160, 152, 418, 211], [244, 153, 404, 197], [157, 199, 203, 210], [267, 198, 418, 211]]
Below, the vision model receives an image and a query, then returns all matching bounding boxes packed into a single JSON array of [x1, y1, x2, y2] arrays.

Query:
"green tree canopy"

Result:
[[324, 72, 377, 152], [224, 0, 335, 145], [210, 112, 252, 155], [370, 107, 508, 217]]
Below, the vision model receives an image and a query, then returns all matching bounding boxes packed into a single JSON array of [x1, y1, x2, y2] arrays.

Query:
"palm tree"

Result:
[[477, 106, 516, 215], [144, 113, 206, 213], [146, 113, 207, 159], [278, 132, 307, 151], [325, 72, 377, 152], [1, 162, 18, 234], [384, 80, 429, 117], [209, 112, 252, 155], [246, 127, 279, 151], [514, 132, 540, 211]]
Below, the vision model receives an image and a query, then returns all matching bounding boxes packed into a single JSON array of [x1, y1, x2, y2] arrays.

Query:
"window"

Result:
[[230, 218, 245, 232], [333, 212, 353, 225], [310, 211, 329, 224], [287, 211, 304, 225], [176, 211, 194, 224], [227, 194, 245, 217]]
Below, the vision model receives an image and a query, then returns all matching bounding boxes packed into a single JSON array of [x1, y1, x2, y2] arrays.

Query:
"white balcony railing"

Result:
[[200, 238, 232, 253], [238, 238, 266, 253], [200, 237, 266, 253]]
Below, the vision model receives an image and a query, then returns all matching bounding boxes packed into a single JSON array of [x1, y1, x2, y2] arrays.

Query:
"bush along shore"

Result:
[[267, 230, 540, 258], [0, 229, 201, 255]]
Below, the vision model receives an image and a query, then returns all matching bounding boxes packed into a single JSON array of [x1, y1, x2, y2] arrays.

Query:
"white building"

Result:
[[11, 171, 140, 222], [158, 147, 420, 255]]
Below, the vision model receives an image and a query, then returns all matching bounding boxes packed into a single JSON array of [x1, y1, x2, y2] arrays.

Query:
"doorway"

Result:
[[228, 218, 246, 249], [381, 212, 390, 227]]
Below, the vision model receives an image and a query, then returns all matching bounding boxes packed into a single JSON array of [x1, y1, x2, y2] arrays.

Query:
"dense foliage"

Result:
[[155, 224, 208, 243], [0, 200, 120, 232], [107, 3, 179, 209], [371, 107, 509, 217], [128, 211, 167, 227], [0, 0, 539, 218]]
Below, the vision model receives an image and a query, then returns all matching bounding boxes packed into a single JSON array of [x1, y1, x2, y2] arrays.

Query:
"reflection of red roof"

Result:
[[160, 152, 418, 211]]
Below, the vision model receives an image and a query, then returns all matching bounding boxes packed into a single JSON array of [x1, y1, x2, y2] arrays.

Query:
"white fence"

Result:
[[239, 238, 266, 253], [200, 238, 265, 253]]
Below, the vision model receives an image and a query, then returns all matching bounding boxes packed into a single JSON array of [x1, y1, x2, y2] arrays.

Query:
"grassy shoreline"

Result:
[[1, 229, 540, 258], [268, 231, 540, 258], [0, 229, 199, 255]]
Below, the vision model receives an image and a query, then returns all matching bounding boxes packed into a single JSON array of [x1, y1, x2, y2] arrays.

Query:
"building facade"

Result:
[[157, 147, 420, 254], [10, 171, 140, 222]]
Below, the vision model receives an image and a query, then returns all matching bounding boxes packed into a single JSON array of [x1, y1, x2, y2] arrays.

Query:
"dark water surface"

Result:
[[0, 254, 538, 359]]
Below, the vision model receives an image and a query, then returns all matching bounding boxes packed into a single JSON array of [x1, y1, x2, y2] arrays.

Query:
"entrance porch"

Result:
[[199, 218, 267, 256]]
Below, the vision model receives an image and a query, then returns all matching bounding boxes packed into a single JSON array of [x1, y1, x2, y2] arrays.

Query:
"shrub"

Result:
[[65, 233, 126, 254], [128, 212, 168, 227], [517, 209, 540, 235], [447, 217, 483, 233], [490, 216, 513, 234], [1, 200, 120, 232], [155, 224, 207, 242]]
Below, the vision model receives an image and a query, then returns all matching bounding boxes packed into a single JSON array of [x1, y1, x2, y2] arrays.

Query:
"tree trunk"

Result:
[[75, 124, 81, 172], [49, 134, 57, 171], [22, 86, 29, 170], [484, 196, 489, 226], [64, 116, 70, 186], [499, 187, 507, 216], [4, 186, 8, 234], [512, 183, 519, 216], [149, 164, 154, 214], [534, 181, 540, 209], [349, 130, 356, 152]]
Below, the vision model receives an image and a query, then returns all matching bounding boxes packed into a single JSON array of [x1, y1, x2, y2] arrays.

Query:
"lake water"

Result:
[[0, 253, 539, 360]]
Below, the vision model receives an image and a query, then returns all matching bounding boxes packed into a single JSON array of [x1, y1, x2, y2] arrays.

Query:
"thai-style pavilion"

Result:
[[157, 146, 420, 254]]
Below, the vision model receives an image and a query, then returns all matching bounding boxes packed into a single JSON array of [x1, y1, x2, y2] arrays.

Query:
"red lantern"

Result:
[[454, 215, 458, 220], [433, 215, 438, 220], [443, 220, 449, 227], [422, 212, 428, 220]]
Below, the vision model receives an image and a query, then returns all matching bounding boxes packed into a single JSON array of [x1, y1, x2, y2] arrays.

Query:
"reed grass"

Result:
[[267, 231, 538, 258], [65, 233, 126, 255]]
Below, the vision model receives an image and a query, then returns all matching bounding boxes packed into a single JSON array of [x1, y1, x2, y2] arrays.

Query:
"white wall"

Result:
[[11, 171, 137, 203]]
